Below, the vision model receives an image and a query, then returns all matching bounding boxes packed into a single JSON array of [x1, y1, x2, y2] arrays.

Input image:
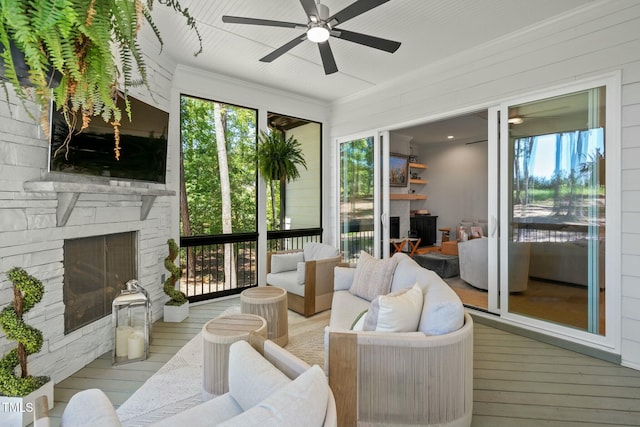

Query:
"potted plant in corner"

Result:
[[163, 238, 189, 322], [0, 268, 53, 427], [0, 0, 202, 159]]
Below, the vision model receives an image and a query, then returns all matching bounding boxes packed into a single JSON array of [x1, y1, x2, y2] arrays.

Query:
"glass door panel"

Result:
[[339, 136, 377, 261], [504, 87, 606, 335]]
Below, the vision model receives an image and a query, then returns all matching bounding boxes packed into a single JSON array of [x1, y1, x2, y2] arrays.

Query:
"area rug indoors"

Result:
[[116, 307, 329, 426]]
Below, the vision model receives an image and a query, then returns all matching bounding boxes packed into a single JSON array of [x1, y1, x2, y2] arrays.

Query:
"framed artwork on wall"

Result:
[[389, 153, 409, 187]]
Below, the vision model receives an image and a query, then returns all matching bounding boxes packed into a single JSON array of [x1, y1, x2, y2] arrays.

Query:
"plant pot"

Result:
[[164, 301, 189, 322], [0, 40, 61, 88], [0, 379, 54, 427]]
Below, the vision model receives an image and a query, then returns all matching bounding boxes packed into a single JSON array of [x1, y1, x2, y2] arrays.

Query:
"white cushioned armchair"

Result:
[[266, 242, 341, 317]]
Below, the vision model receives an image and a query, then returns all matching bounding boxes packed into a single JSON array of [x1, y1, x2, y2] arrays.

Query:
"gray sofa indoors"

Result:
[[529, 240, 605, 288]]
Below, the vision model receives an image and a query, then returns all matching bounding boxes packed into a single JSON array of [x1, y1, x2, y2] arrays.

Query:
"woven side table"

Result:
[[240, 286, 288, 346], [202, 313, 267, 397]]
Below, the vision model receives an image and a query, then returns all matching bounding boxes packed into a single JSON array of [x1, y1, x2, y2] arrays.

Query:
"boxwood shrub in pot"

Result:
[[0, 267, 49, 397]]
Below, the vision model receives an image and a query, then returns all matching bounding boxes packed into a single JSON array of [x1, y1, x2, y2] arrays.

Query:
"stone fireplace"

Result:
[[63, 232, 137, 334]]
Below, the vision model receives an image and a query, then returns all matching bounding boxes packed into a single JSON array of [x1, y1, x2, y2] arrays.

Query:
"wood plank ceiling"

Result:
[[147, 0, 599, 102]]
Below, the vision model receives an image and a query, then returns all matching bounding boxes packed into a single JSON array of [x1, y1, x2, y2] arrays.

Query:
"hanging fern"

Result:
[[164, 238, 187, 306], [0, 268, 49, 397], [0, 0, 203, 159]]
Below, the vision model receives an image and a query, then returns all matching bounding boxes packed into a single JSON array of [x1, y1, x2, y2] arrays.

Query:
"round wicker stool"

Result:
[[202, 313, 267, 397], [240, 286, 288, 346]]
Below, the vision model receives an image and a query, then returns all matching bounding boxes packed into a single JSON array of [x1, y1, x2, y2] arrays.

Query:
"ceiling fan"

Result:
[[222, 0, 401, 75]]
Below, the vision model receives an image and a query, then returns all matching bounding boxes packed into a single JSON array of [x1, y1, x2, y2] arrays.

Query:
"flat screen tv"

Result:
[[49, 95, 169, 183]]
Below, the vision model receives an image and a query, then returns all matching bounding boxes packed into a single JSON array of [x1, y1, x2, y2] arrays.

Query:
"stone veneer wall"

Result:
[[0, 47, 177, 383]]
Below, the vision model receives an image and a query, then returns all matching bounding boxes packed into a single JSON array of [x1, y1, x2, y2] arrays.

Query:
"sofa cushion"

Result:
[[389, 253, 425, 292], [418, 275, 465, 335], [350, 309, 368, 331], [349, 251, 398, 301], [61, 389, 122, 427], [218, 365, 329, 427], [296, 261, 306, 285], [152, 394, 243, 427], [228, 341, 291, 411], [304, 242, 340, 261], [329, 290, 371, 330], [334, 266, 355, 291], [363, 283, 423, 332], [270, 252, 304, 273], [266, 271, 304, 297]]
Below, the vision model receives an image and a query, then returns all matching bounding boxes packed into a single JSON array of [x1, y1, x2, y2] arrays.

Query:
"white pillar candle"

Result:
[[116, 326, 132, 358], [132, 326, 145, 338], [127, 334, 145, 359]]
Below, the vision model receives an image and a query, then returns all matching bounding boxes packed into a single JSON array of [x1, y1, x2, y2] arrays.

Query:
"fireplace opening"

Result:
[[63, 232, 137, 334]]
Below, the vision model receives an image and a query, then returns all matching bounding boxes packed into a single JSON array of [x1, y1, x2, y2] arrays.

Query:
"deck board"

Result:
[[46, 298, 640, 427]]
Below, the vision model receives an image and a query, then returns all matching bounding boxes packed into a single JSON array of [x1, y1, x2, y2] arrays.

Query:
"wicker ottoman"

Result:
[[202, 313, 267, 397], [240, 286, 288, 346]]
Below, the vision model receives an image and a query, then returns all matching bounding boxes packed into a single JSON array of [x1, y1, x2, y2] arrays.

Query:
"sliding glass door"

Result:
[[500, 83, 612, 338], [338, 133, 390, 261]]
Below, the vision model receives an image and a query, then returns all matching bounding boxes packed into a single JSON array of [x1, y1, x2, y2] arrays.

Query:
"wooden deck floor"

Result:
[[48, 297, 640, 427]]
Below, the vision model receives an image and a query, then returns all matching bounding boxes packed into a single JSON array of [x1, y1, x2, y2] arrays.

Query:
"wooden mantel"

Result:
[[24, 179, 175, 226]]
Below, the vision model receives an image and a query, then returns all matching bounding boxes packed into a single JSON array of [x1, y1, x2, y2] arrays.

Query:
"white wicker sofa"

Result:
[[325, 252, 473, 427], [36, 339, 337, 427]]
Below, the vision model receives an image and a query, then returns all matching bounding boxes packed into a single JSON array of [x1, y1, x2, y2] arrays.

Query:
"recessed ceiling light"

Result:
[[447, 135, 454, 139], [508, 117, 524, 125]]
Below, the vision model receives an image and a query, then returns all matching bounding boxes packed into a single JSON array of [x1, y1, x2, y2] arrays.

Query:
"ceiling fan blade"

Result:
[[328, 0, 390, 25], [299, 0, 319, 19], [332, 28, 400, 53], [260, 34, 307, 63], [222, 15, 304, 29], [318, 42, 338, 75]]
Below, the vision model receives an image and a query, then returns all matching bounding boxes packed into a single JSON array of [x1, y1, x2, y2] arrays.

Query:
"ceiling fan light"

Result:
[[307, 25, 330, 43]]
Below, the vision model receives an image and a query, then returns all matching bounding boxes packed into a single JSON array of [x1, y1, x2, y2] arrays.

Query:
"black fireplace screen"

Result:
[[63, 232, 137, 334]]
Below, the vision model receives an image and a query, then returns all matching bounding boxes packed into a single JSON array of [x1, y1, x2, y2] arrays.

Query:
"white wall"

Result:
[[0, 45, 177, 382], [286, 122, 321, 229], [328, 1, 640, 369], [417, 141, 489, 237]]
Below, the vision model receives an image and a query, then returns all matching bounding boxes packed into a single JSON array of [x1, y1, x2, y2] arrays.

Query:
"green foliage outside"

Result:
[[180, 96, 257, 235], [164, 239, 187, 306], [339, 138, 374, 219], [0, 268, 49, 397]]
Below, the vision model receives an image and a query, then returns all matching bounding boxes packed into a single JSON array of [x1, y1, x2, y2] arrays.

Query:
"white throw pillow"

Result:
[[228, 341, 290, 411], [418, 282, 465, 335], [296, 261, 306, 285], [334, 266, 355, 291], [363, 283, 423, 332], [350, 309, 368, 331], [270, 252, 304, 274], [61, 389, 122, 427], [349, 251, 398, 301], [303, 242, 340, 261], [218, 365, 329, 427]]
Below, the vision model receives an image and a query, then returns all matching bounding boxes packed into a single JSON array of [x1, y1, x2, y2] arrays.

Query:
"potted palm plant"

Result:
[[0, 267, 53, 427], [163, 238, 189, 322], [0, 0, 202, 159], [257, 129, 307, 230]]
